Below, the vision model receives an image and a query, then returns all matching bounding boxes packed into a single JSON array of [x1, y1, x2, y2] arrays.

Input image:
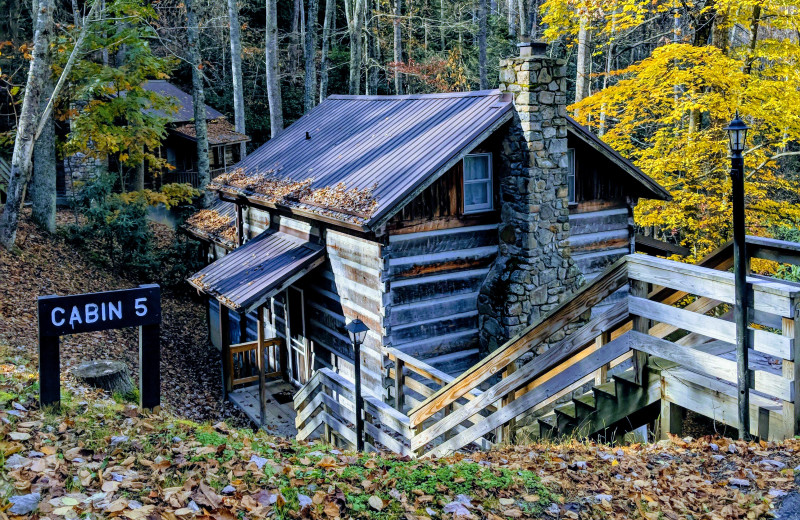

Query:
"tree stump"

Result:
[[72, 360, 135, 395]]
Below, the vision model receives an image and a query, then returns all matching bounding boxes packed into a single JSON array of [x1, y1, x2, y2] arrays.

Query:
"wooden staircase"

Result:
[[294, 237, 800, 456]]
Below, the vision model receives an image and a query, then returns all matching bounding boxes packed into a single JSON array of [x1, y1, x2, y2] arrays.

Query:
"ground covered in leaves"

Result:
[[1, 358, 800, 520], [0, 210, 245, 424]]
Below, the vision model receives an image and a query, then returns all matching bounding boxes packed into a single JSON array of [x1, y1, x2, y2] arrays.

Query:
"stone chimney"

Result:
[[478, 42, 583, 353]]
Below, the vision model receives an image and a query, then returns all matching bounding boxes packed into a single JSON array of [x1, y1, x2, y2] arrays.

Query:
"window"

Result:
[[566, 148, 576, 204], [463, 153, 493, 213]]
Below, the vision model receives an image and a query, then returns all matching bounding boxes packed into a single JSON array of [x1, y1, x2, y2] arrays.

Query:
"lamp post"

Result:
[[724, 112, 751, 440], [345, 318, 369, 451]]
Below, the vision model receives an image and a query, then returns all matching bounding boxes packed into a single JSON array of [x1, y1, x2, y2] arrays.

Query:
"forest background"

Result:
[[0, 0, 799, 267]]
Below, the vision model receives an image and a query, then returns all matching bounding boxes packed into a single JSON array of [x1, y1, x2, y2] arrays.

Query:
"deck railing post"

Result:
[[629, 279, 649, 385], [220, 305, 232, 396], [501, 362, 517, 443], [784, 305, 800, 437], [594, 331, 611, 385]]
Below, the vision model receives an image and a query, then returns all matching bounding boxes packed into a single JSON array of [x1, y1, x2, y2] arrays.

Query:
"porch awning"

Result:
[[188, 229, 325, 314]]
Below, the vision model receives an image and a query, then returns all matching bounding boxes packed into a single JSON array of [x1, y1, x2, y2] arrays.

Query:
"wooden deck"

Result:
[[229, 380, 299, 438]]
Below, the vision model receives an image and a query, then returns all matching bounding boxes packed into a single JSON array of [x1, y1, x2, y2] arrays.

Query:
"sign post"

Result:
[[37, 285, 162, 410]]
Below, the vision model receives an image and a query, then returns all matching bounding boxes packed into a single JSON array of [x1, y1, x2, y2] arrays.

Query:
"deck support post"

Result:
[[394, 357, 405, 412], [659, 400, 683, 440], [630, 279, 649, 386], [594, 331, 611, 385], [220, 304, 232, 396]]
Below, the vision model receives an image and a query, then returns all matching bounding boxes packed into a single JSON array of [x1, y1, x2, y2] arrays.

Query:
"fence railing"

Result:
[[229, 338, 283, 388]]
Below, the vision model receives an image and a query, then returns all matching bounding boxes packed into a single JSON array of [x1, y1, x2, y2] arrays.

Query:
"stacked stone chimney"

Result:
[[478, 42, 583, 353]]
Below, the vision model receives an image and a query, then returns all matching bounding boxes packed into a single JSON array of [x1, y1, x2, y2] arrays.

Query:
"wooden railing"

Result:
[[229, 338, 283, 388], [293, 245, 800, 456]]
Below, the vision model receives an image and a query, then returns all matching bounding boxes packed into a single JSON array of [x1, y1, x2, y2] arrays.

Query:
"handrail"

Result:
[[408, 257, 630, 429]]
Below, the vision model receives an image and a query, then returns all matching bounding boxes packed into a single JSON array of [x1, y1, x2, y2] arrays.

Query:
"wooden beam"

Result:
[[220, 305, 232, 396], [258, 304, 267, 426]]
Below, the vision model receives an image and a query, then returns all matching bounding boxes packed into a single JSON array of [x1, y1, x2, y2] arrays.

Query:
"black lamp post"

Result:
[[724, 112, 750, 440], [345, 318, 369, 451]]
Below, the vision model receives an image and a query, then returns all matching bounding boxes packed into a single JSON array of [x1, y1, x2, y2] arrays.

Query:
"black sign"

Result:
[[37, 285, 161, 410], [38, 285, 160, 336]]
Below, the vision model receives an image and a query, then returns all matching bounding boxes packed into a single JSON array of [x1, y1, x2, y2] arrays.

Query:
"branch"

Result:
[[747, 151, 800, 180], [34, 0, 103, 141]]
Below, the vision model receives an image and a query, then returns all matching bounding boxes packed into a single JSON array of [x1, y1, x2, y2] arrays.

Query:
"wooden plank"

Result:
[[627, 254, 799, 317], [411, 308, 630, 449], [629, 331, 793, 402], [408, 257, 629, 428], [389, 292, 479, 327], [784, 310, 800, 436], [630, 279, 649, 385], [364, 422, 411, 456], [423, 331, 632, 458], [659, 401, 684, 440], [748, 236, 800, 267], [629, 296, 793, 360]]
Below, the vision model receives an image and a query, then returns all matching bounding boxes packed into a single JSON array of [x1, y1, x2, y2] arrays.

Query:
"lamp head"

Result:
[[724, 111, 749, 155], [345, 318, 369, 345]]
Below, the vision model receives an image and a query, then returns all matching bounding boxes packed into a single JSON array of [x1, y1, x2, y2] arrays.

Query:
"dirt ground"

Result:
[[0, 209, 248, 425]]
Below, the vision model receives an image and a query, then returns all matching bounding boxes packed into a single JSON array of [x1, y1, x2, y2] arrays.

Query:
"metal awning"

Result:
[[188, 229, 325, 313]]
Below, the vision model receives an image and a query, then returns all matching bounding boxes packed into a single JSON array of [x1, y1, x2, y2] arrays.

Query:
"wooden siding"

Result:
[[384, 224, 499, 374]]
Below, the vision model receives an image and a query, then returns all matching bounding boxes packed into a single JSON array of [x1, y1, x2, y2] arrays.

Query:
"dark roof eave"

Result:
[[179, 224, 237, 251], [566, 116, 672, 201]]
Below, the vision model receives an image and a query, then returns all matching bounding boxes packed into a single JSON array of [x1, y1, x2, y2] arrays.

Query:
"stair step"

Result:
[[537, 414, 558, 439], [593, 380, 617, 399], [555, 402, 578, 431], [573, 394, 596, 418]]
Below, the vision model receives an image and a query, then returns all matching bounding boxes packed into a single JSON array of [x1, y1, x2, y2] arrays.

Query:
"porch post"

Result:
[[220, 304, 232, 396], [257, 304, 267, 426]]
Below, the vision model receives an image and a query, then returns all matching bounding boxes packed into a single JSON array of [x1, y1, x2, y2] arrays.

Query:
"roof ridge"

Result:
[[327, 89, 503, 101]]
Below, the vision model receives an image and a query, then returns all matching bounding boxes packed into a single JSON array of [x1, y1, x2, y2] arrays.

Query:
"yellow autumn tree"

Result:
[[555, 0, 800, 260]]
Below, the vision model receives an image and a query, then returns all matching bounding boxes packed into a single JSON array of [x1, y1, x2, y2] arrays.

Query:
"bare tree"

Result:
[[346, 0, 365, 94], [266, 0, 284, 136], [31, 0, 56, 232], [507, 0, 516, 37], [393, 0, 402, 94], [228, 0, 247, 159], [574, 10, 591, 113], [319, 0, 336, 101], [186, 0, 211, 206], [304, 0, 320, 112], [1, 0, 100, 249], [478, 0, 488, 90]]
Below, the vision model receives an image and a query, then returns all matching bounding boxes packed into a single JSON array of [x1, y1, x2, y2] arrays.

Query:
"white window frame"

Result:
[[463, 153, 493, 214], [566, 148, 576, 204]]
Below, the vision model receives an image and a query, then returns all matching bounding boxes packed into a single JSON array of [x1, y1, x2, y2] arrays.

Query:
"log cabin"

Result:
[[184, 42, 671, 413]]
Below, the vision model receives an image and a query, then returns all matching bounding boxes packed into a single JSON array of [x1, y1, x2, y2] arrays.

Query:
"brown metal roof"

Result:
[[182, 199, 237, 249], [172, 118, 250, 145], [218, 90, 515, 229], [188, 229, 325, 313]]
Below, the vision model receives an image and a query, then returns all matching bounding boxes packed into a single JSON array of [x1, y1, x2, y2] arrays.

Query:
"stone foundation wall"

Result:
[[478, 45, 583, 353]]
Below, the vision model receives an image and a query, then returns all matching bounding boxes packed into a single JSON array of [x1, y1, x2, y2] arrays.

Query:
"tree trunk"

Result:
[[228, 0, 247, 159], [348, 0, 365, 94], [319, 0, 335, 102], [31, 4, 56, 234], [440, 0, 445, 51], [72, 360, 135, 395], [265, 0, 284, 137], [304, 0, 320, 112], [478, 0, 488, 90], [366, 0, 379, 95], [393, 0, 403, 94], [507, 0, 516, 37], [186, 0, 211, 207], [517, 0, 527, 37], [574, 11, 590, 114], [743, 4, 761, 75], [290, 0, 302, 75], [134, 149, 145, 191], [0, 0, 54, 249]]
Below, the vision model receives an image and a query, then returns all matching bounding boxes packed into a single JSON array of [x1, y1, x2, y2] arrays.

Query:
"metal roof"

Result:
[[182, 199, 237, 249], [188, 229, 325, 313], [142, 80, 224, 123], [224, 90, 515, 228]]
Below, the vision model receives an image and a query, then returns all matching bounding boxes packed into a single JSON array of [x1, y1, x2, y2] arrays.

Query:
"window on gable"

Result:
[[463, 153, 493, 214], [567, 148, 576, 203]]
